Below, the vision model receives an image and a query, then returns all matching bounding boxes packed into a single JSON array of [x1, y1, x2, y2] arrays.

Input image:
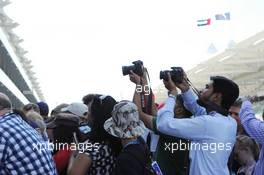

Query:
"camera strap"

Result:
[[186, 78, 200, 97], [186, 78, 228, 116], [140, 78, 146, 111], [140, 68, 153, 115], [145, 68, 153, 115]]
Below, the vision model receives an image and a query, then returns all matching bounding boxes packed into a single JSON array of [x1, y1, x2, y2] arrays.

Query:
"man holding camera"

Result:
[[156, 71, 239, 175]]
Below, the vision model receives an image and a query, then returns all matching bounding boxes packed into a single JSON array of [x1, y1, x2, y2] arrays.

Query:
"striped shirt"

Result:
[[240, 101, 264, 175]]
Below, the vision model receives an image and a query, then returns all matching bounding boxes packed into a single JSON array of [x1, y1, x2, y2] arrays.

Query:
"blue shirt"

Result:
[[0, 113, 57, 175], [240, 101, 264, 175], [156, 89, 237, 175]]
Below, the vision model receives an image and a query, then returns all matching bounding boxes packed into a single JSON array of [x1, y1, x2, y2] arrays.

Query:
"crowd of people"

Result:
[[0, 67, 264, 175]]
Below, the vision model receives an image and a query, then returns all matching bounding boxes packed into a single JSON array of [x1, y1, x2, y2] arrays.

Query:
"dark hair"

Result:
[[0, 95, 12, 110], [231, 98, 243, 108], [210, 76, 239, 110], [53, 126, 78, 146], [52, 113, 81, 150], [236, 135, 259, 161], [90, 95, 122, 155], [82, 94, 98, 105], [50, 103, 69, 116], [262, 109, 264, 120]]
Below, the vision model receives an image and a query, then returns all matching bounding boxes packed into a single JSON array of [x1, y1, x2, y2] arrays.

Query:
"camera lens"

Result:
[[159, 70, 169, 81], [122, 60, 144, 76], [122, 66, 133, 76]]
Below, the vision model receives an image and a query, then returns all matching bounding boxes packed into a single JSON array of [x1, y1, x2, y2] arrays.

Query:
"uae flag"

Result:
[[197, 18, 211, 26], [215, 12, 230, 20]]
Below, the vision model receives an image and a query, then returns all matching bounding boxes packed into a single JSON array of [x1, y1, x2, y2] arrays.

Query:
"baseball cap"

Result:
[[61, 102, 88, 118]]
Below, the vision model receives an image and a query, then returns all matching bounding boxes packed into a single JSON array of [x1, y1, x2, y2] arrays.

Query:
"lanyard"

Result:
[[124, 140, 140, 149]]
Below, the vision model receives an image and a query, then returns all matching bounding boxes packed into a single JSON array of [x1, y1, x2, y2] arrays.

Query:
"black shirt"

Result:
[[115, 138, 149, 175]]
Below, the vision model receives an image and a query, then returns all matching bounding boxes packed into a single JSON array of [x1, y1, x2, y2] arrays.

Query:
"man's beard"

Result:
[[196, 98, 228, 116]]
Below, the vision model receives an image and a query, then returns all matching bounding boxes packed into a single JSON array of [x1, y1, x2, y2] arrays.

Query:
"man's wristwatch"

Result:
[[168, 93, 177, 100]]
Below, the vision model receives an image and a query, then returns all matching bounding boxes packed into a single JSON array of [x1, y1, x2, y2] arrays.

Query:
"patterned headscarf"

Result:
[[104, 101, 146, 138]]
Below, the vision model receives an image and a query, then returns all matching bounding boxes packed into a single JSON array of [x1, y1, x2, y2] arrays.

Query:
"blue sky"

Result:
[[5, 0, 264, 108]]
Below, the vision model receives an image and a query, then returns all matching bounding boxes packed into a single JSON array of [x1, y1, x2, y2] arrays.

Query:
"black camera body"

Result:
[[122, 60, 144, 76], [160, 67, 184, 84]]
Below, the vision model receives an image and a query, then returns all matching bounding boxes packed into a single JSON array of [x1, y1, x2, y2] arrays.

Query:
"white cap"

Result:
[[61, 102, 88, 118]]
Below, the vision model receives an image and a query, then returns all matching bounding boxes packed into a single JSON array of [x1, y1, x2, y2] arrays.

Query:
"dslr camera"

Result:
[[122, 60, 144, 76], [160, 67, 184, 84]]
